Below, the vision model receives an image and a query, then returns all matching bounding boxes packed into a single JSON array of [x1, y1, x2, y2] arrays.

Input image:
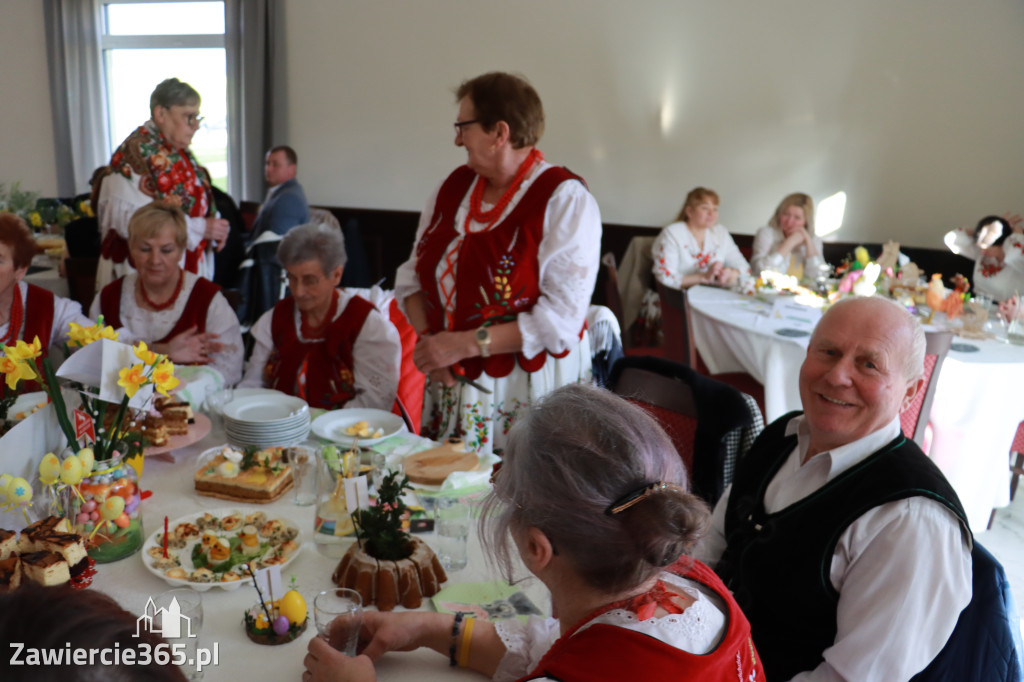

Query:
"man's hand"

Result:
[[204, 217, 230, 251]]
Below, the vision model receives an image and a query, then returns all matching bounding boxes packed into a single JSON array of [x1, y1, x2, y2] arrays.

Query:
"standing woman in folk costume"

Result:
[[0, 214, 92, 391], [93, 77, 230, 290], [395, 72, 601, 455], [91, 202, 243, 386]]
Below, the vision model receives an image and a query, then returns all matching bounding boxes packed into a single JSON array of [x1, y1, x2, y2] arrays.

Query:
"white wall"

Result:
[[0, 3, 58, 196], [4, 1, 1024, 249], [281, 0, 1024, 246]]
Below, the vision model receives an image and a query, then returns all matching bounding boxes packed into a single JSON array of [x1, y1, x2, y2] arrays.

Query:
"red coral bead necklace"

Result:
[[465, 147, 543, 231], [138, 269, 184, 311]]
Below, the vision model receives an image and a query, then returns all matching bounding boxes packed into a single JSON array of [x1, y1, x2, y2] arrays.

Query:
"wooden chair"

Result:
[[608, 355, 764, 506], [656, 281, 697, 367], [600, 252, 626, 331], [899, 330, 954, 449]]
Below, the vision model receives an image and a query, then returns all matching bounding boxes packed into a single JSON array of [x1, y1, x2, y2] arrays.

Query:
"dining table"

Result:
[[79, 413, 546, 681], [686, 284, 1024, 532]]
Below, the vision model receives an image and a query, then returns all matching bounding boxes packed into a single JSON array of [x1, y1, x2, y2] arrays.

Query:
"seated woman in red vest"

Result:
[[0, 213, 92, 389], [303, 384, 765, 682], [238, 223, 400, 410], [91, 201, 243, 385], [394, 72, 601, 455]]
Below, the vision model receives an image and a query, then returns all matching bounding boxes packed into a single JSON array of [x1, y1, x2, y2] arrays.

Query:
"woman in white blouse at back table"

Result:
[[652, 187, 749, 290], [750, 193, 824, 280]]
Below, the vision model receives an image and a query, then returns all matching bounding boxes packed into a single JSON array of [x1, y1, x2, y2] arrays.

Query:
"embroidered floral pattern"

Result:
[[471, 248, 521, 326]]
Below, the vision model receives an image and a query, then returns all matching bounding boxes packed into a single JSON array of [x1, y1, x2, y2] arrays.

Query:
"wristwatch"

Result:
[[475, 327, 492, 358]]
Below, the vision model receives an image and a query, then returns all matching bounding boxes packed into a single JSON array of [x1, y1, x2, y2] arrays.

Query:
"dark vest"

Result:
[[3, 284, 56, 394], [717, 412, 971, 680]]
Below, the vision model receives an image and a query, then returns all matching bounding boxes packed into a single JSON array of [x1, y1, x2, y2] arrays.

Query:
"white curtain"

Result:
[[43, 0, 109, 197]]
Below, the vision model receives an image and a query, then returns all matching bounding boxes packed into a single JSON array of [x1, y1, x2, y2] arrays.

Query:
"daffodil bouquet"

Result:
[[0, 320, 179, 462]]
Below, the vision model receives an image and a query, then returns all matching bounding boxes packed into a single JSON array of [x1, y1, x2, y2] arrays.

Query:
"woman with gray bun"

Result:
[[303, 384, 764, 682]]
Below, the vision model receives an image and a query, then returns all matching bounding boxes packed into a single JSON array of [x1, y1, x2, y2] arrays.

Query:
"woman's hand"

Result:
[[153, 326, 223, 364], [1003, 212, 1023, 233], [715, 267, 740, 288], [204, 217, 230, 252], [303, 637, 376, 682], [356, 611, 443, 661], [999, 296, 1019, 322], [413, 331, 472, 375]]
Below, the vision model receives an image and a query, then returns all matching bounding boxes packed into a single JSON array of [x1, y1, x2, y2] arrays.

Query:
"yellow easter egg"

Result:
[[0, 474, 12, 502], [7, 477, 33, 506], [39, 453, 62, 485], [60, 455, 83, 485], [77, 448, 95, 476], [278, 590, 307, 626], [100, 495, 125, 521]]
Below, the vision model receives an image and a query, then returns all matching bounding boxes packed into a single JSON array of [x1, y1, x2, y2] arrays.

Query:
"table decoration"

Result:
[[332, 470, 447, 611], [243, 564, 308, 645], [311, 407, 406, 446]]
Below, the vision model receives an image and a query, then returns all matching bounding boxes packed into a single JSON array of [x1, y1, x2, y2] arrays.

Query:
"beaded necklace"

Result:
[[0, 286, 24, 346], [464, 148, 543, 231], [138, 269, 184, 311]]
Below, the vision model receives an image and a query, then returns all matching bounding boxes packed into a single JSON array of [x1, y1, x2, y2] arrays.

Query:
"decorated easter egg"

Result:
[[77, 448, 95, 476], [278, 590, 307, 626], [114, 512, 130, 529], [0, 474, 11, 503], [6, 477, 33, 506], [60, 455, 83, 485], [272, 615, 290, 636], [39, 453, 61, 485], [100, 495, 125, 521]]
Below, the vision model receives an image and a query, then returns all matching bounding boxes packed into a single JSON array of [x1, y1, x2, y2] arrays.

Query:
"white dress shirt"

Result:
[[699, 415, 972, 682], [239, 289, 400, 411]]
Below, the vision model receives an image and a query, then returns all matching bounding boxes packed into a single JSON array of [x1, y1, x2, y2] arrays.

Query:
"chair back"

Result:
[[64, 257, 98, 311], [910, 541, 1024, 682], [600, 252, 626, 331], [608, 355, 763, 505], [656, 281, 697, 367], [900, 330, 953, 448]]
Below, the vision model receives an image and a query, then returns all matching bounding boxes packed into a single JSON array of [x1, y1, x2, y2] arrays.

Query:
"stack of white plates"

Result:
[[222, 393, 310, 447]]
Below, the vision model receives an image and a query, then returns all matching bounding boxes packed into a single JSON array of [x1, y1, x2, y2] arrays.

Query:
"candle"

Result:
[[162, 516, 168, 558]]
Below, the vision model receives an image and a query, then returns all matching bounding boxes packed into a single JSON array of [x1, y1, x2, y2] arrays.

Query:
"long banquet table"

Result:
[[686, 285, 1024, 532], [88, 418, 546, 681]]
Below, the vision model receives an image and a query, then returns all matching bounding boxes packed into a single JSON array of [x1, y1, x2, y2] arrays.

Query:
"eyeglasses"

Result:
[[453, 119, 479, 135], [186, 113, 205, 127]]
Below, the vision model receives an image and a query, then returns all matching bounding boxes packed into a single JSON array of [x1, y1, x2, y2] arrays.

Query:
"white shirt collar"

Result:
[[786, 414, 903, 483]]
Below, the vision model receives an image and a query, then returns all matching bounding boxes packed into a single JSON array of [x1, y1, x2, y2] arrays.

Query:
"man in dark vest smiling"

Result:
[[699, 296, 972, 681]]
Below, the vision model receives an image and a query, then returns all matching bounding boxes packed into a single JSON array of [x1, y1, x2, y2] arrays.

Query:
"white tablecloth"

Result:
[[687, 285, 1024, 532], [86, 419, 546, 681]]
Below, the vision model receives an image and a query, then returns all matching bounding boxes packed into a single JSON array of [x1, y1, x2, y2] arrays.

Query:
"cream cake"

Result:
[[0, 529, 16, 560], [21, 550, 71, 586], [194, 446, 293, 503], [0, 556, 21, 592]]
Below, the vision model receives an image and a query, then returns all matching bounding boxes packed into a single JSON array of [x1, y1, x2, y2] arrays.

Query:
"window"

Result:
[[100, 1, 229, 192]]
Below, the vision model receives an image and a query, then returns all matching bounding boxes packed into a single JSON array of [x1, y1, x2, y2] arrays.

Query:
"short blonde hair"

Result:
[[127, 202, 187, 249]]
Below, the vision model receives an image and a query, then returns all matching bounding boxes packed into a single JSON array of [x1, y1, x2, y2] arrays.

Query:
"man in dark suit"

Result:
[[238, 145, 311, 328]]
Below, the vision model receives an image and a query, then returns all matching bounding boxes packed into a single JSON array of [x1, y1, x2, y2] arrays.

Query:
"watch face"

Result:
[[476, 328, 490, 343]]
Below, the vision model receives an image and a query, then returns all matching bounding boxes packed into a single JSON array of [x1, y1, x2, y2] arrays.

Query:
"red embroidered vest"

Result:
[[4, 284, 56, 394], [264, 294, 374, 410], [99, 276, 220, 344], [518, 559, 764, 682], [414, 165, 585, 380]]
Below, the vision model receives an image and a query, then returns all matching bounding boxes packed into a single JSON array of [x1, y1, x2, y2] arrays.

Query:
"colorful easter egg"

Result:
[[100, 495, 125, 521], [39, 453, 61, 485], [60, 455, 84, 485]]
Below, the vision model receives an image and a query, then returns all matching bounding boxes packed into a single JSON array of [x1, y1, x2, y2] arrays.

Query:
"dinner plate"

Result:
[[147, 413, 212, 456], [223, 395, 309, 424], [141, 507, 302, 592], [311, 408, 406, 446], [6, 391, 50, 421]]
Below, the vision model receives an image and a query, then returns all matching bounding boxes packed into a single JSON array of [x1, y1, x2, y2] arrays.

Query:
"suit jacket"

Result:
[[238, 178, 311, 326]]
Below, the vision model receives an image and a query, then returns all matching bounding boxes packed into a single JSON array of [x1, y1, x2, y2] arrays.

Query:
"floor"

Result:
[[977, 487, 1024, 622]]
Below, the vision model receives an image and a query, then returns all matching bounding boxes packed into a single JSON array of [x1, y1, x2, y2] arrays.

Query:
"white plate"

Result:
[[223, 395, 309, 424], [311, 408, 406, 446], [231, 388, 291, 401], [141, 507, 302, 592], [6, 391, 50, 420]]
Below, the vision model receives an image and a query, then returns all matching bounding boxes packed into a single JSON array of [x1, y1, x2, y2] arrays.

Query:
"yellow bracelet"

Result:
[[458, 616, 475, 668]]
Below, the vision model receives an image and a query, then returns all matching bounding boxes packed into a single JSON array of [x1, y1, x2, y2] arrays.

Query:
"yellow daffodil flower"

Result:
[[151, 360, 179, 396], [79, 200, 94, 217], [67, 322, 120, 348], [3, 336, 42, 362], [133, 342, 158, 366], [0, 356, 37, 390], [118, 364, 148, 398], [28, 212, 42, 227]]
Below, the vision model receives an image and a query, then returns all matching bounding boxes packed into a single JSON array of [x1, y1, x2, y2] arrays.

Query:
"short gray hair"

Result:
[[276, 223, 347, 274], [150, 78, 200, 114], [818, 296, 926, 382], [480, 384, 710, 594]]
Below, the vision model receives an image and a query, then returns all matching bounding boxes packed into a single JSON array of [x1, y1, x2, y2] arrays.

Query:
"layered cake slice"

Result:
[[0, 529, 16, 560], [21, 550, 70, 586], [194, 446, 293, 503], [156, 396, 194, 435], [0, 556, 21, 592], [34, 533, 89, 576]]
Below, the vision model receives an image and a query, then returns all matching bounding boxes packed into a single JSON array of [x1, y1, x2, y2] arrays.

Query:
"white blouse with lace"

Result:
[[652, 222, 750, 290], [491, 572, 727, 682], [89, 272, 244, 386], [394, 160, 601, 359]]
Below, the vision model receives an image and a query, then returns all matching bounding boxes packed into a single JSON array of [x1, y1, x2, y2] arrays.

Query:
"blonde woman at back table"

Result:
[[750, 193, 824, 280]]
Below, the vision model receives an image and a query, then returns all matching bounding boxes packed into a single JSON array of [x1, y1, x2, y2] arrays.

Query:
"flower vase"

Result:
[[68, 452, 144, 563]]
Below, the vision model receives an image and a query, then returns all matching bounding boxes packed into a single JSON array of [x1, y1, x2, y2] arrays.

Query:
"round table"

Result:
[[687, 285, 1024, 531]]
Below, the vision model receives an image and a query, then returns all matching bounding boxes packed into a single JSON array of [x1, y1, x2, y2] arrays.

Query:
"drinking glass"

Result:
[[434, 497, 470, 572], [314, 588, 363, 656], [152, 588, 204, 681], [289, 444, 318, 506]]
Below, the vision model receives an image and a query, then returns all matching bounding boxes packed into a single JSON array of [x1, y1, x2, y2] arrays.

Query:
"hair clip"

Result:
[[605, 481, 685, 516]]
